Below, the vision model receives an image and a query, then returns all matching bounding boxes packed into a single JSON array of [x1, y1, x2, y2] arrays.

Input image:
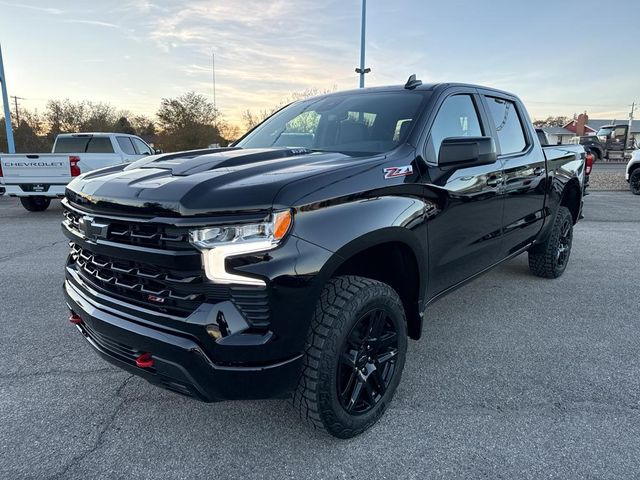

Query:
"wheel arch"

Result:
[[559, 178, 582, 224], [316, 227, 427, 340]]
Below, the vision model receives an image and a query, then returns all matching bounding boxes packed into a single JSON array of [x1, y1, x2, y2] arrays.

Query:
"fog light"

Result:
[[206, 324, 222, 340]]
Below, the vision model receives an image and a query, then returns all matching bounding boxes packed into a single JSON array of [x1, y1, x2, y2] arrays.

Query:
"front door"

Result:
[[421, 92, 505, 296]]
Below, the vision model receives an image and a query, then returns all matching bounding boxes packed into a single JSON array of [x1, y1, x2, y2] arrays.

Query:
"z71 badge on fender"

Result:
[[383, 165, 413, 179]]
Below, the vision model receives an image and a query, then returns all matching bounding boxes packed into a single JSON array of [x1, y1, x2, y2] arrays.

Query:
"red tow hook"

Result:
[[69, 314, 83, 325], [135, 352, 154, 369]]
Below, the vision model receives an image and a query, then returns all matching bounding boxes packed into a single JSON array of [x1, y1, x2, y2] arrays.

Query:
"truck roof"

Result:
[[309, 82, 520, 100], [56, 132, 139, 138]]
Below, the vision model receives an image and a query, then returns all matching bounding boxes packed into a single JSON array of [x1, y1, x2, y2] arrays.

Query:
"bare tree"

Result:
[[156, 91, 222, 151], [241, 86, 337, 132]]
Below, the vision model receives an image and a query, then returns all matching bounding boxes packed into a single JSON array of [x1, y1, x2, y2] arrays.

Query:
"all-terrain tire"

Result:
[[292, 275, 408, 438], [528, 206, 573, 278], [629, 169, 640, 195], [20, 196, 51, 212]]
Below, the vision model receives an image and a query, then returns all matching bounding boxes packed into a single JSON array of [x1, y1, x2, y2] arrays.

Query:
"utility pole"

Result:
[[355, 0, 370, 88], [0, 43, 15, 153], [11, 95, 24, 125]]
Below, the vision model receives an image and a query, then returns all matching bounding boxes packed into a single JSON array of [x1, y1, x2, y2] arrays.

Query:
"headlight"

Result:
[[189, 210, 292, 286]]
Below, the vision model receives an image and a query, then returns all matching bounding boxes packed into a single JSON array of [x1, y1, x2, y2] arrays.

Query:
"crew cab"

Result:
[[61, 79, 586, 438], [626, 149, 640, 194], [1, 133, 155, 211]]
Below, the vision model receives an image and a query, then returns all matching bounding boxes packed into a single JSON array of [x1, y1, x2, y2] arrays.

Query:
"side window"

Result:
[[86, 137, 115, 154], [132, 138, 153, 155], [117, 137, 136, 155], [485, 97, 527, 155], [430, 95, 483, 156]]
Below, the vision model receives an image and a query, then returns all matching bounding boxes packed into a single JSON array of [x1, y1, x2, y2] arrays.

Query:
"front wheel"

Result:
[[528, 206, 573, 278], [292, 275, 408, 438], [630, 169, 640, 195], [20, 196, 51, 212]]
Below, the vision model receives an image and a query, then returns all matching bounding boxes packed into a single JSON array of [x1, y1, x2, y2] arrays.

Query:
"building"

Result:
[[542, 115, 639, 145]]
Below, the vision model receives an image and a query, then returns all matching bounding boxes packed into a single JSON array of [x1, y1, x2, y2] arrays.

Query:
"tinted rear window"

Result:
[[485, 97, 527, 155], [117, 137, 136, 155], [86, 137, 114, 153], [53, 136, 115, 154], [53, 137, 91, 153]]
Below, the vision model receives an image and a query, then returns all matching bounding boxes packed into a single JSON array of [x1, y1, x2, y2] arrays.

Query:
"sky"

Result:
[[0, 0, 638, 127]]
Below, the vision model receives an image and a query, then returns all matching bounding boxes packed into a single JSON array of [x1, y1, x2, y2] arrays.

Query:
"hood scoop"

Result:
[[141, 147, 313, 176]]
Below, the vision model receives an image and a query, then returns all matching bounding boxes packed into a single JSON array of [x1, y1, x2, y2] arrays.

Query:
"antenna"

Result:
[[404, 74, 422, 90]]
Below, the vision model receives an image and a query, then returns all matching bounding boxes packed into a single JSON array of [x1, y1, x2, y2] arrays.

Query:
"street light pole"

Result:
[[0, 43, 16, 153], [212, 51, 217, 113], [355, 0, 370, 88]]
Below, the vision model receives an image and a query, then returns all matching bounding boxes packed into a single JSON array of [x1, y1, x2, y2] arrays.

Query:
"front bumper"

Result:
[[64, 279, 302, 402]]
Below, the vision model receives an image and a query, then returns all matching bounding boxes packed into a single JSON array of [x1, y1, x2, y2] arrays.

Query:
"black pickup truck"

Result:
[[62, 78, 586, 438]]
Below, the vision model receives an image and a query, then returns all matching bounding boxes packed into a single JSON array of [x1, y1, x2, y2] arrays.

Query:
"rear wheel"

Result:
[[528, 206, 573, 279], [20, 196, 51, 212], [630, 169, 640, 195], [292, 275, 407, 438]]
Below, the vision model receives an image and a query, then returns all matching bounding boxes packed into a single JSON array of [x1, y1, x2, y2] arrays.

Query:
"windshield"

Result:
[[596, 127, 614, 137], [235, 91, 429, 156]]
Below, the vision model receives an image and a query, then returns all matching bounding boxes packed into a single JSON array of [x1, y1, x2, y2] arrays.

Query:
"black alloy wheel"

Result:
[[337, 308, 399, 415], [556, 216, 573, 268], [293, 275, 408, 438], [528, 206, 573, 279]]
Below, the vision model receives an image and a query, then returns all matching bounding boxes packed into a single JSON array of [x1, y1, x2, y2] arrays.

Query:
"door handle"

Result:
[[486, 175, 502, 187]]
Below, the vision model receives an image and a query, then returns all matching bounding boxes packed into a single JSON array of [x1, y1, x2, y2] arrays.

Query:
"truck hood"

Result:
[[66, 147, 384, 217]]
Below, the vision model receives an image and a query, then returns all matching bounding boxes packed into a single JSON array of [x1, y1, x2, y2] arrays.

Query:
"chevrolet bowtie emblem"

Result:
[[79, 215, 108, 241]]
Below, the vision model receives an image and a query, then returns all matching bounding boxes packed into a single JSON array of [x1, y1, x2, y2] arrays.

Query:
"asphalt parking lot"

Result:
[[1, 192, 639, 479]]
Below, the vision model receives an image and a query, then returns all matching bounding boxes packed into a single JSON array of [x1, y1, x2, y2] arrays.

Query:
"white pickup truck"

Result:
[[0, 132, 156, 211]]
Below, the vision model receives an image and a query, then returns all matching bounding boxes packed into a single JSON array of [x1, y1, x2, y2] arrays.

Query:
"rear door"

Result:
[[421, 89, 505, 294], [479, 92, 546, 255], [116, 136, 140, 163]]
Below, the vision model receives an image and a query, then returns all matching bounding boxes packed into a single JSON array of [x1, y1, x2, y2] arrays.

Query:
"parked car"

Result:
[[0, 133, 156, 211], [626, 149, 640, 195], [62, 79, 586, 438]]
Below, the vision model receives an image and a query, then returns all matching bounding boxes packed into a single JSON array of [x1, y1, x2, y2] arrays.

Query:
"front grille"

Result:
[[63, 208, 193, 251], [69, 243, 225, 317], [64, 204, 271, 326]]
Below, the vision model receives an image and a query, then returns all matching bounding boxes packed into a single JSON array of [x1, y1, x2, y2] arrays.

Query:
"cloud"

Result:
[[0, 1, 63, 15], [63, 19, 120, 29]]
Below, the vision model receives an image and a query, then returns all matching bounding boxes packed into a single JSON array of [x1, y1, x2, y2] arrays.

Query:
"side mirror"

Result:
[[154, 148, 163, 154], [438, 136, 496, 168]]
